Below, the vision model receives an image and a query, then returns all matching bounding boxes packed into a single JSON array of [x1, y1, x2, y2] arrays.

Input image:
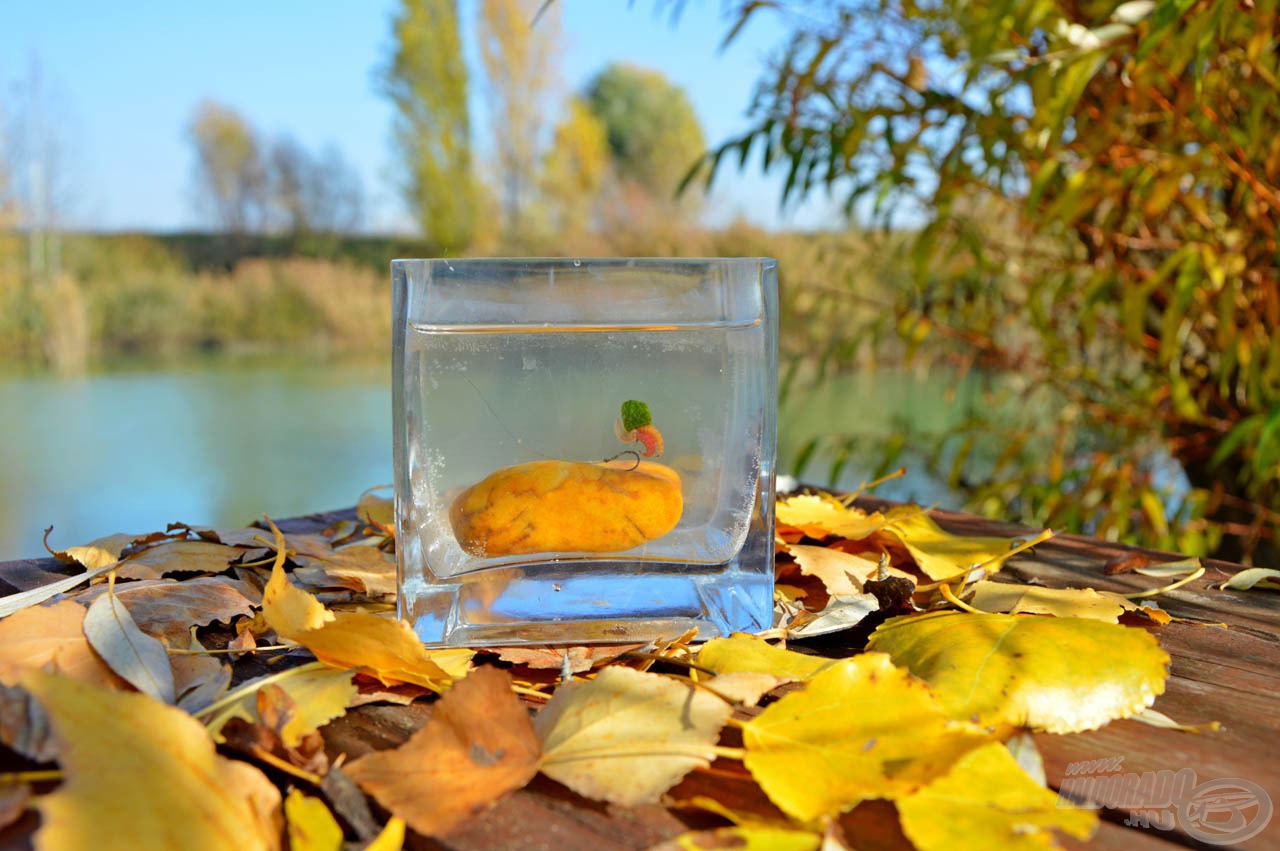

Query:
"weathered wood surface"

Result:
[[0, 499, 1277, 850]]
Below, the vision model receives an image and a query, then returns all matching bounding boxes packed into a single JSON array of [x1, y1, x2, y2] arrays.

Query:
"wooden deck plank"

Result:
[[1, 502, 1277, 848]]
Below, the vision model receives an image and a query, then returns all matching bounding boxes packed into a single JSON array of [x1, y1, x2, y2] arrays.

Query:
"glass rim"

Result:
[[390, 256, 777, 266]]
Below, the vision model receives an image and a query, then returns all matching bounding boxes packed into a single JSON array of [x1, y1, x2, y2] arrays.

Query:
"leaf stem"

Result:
[[248, 746, 323, 786], [1122, 566, 1206, 599], [915, 528, 1055, 591], [0, 769, 62, 783], [939, 582, 987, 614]]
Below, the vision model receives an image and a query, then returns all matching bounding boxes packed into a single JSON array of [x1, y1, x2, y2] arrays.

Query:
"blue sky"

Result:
[[0, 0, 844, 233]]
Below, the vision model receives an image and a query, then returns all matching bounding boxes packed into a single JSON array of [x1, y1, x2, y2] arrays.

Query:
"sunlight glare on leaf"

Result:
[[867, 612, 1169, 733]]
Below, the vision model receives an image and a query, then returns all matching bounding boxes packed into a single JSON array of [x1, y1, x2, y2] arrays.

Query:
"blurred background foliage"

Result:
[[1, 0, 1276, 563], [694, 0, 1280, 563]]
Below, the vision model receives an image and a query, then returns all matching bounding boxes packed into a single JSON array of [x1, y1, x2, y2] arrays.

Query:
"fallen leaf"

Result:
[[204, 662, 357, 747], [83, 592, 176, 703], [786, 594, 881, 637], [114, 541, 240, 581], [867, 612, 1169, 733], [775, 494, 907, 540], [883, 513, 1049, 581], [1131, 707, 1221, 733], [0, 564, 122, 619], [291, 541, 397, 599], [51, 532, 141, 570], [172, 653, 232, 715], [261, 524, 451, 690], [347, 666, 540, 837], [655, 827, 821, 850], [967, 581, 1136, 622], [319, 766, 381, 842], [536, 666, 732, 806], [0, 783, 30, 832], [0, 601, 122, 690], [492, 644, 642, 673], [75, 577, 257, 643], [896, 742, 1097, 851], [741, 654, 989, 821], [787, 545, 880, 596], [1103, 552, 1151, 575], [1004, 732, 1046, 787], [697, 633, 834, 681], [284, 790, 343, 851], [0, 683, 59, 761], [701, 672, 785, 706], [364, 818, 406, 851], [1134, 557, 1203, 577], [357, 488, 395, 535], [1221, 567, 1280, 592], [22, 670, 281, 851]]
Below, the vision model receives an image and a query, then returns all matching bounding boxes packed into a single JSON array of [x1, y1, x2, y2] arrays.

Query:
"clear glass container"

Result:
[[392, 258, 777, 646]]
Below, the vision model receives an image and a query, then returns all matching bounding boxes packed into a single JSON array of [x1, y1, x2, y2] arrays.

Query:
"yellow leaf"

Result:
[[261, 522, 452, 691], [897, 742, 1097, 851], [363, 818, 405, 851], [696, 633, 834, 682], [55, 532, 139, 570], [284, 791, 343, 851], [775, 494, 904, 540], [787, 545, 900, 596], [701, 672, 786, 706], [741, 654, 990, 821], [884, 513, 1049, 581], [0, 601, 123, 690], [203, 662, 357, 747], [22, 671, 281, 851], [658, 826, 822, 850], [1222, 567, 1280, 591], [968, 581, 1136, 622], [535, 666, 732, 806], [347, 667, 540, 837], [867, 612, 1169, 733]]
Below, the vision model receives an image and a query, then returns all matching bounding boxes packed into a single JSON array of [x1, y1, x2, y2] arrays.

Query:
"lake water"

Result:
[[0, 355, 975, 559]]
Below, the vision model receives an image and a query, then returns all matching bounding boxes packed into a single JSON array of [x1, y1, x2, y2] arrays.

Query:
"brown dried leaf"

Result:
[[492, 644, 643, 673], [74, 577, 257, 643], [172, 653, 232, 715], [291, 542, 396, 599], [0, 601, 123, 690], [0, 783, 30, 833], [357, 488, 395, 535], [0, 682, 59, 762], [347, 666, 541, 837], [113, 541, 240, 581], [1104, 552, 1152, 575]]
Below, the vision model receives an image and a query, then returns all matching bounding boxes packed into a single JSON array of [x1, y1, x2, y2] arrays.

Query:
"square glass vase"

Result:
[[392, 258, 777, 647]]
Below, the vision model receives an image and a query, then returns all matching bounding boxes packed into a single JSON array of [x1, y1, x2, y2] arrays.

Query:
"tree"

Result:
[[381, 0, 476, 250], [540, 98, 609, 235], [711, 0, 1280, 561], [267, 136, 364, 234], [584, 63, 704, 202], [187, 100, 266, 234], [477, 0, 561, 241]]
